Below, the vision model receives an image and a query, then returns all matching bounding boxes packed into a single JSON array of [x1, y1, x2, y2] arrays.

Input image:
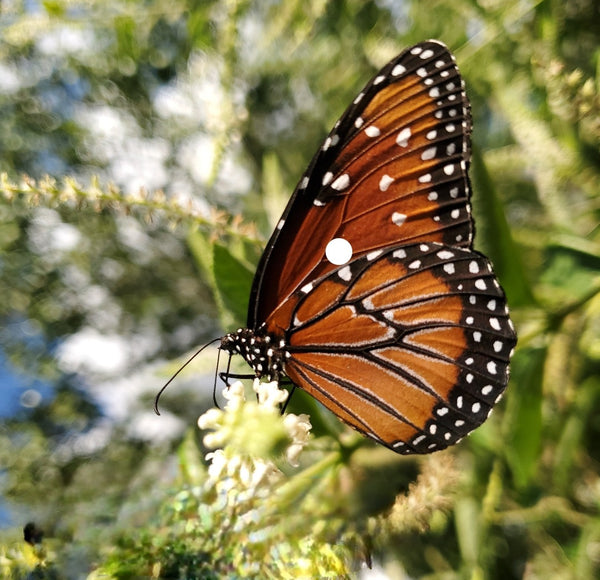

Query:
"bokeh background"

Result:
[[1, 0, 599, 578]]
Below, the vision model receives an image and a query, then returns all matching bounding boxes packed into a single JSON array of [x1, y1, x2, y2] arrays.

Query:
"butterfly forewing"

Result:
[[275, 243, 516, 454], [249, 40, 473, 328]]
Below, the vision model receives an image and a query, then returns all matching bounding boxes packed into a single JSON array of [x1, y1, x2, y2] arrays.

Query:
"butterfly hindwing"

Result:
[[271, 242, 516, 454]]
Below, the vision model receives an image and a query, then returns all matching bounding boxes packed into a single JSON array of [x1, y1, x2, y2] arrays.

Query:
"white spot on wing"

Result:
[[331, 174, 350, 191], [392, 212, 406, 226], [338, 265, 352, 281], [379, 174, 394, 191], [421, 147, 437, 160], [392, 64, 406, 76], [365, 125, 381, 138], [396, 127, 412, 147], [443, 263, 455, 274]]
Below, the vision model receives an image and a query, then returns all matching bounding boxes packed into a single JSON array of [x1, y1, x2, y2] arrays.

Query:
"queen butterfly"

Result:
[[217, 40, 515, 455]]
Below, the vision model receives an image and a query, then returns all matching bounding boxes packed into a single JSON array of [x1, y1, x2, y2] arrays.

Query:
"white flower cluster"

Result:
[[198, 379, 312, 472]]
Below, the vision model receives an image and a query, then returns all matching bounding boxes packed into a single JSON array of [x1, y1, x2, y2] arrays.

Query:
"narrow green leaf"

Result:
[[503, 346, 546, 489], [212, 241, 254, 328], [187, 229, 255, 329], [454, 496, 482, 571], [553, 376, 600, 494], [471, 146, 536, 308]]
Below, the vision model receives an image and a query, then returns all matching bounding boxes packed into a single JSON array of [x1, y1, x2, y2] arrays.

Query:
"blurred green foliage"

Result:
[[1, 0, 600, 578]]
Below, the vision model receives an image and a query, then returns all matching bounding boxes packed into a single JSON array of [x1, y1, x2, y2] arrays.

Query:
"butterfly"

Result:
[[218, 40, 516, 455]]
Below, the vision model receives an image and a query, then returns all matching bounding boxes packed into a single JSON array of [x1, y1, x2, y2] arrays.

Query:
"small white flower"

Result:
[[253, 379, 289, 409], [283, 413, 312, 466], [223, 380, 246, 410], [197, 407, 222, 430], [206, 449, 228, 480], [203, 430, 227, 449]]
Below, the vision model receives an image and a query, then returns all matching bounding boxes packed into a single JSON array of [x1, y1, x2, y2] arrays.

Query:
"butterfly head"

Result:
[[221, 326, 289, 381]]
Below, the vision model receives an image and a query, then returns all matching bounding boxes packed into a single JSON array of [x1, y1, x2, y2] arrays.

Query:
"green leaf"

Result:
[[470, 146, 536, 308], [212, 242, 254, 327], [187, 229, 255, 329], [503, 346, 546, 489], [552, 376, 600, 494]]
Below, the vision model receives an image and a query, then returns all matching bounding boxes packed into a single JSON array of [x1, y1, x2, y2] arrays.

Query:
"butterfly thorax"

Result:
[[221, 326, 289, 380]]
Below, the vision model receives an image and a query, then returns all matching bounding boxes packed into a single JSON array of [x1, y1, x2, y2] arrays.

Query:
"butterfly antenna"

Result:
[[212, 347, 223, 408], [154, 337, 222, 415]]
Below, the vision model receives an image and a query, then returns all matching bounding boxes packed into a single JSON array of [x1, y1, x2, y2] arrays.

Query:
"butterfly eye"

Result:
[[325, 238, 353, 265]]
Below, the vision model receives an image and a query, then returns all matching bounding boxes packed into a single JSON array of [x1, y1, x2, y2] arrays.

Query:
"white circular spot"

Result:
[[392, 64, 406, 76], [365, 125, 381, 138], [325, 238, 353, 265]]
